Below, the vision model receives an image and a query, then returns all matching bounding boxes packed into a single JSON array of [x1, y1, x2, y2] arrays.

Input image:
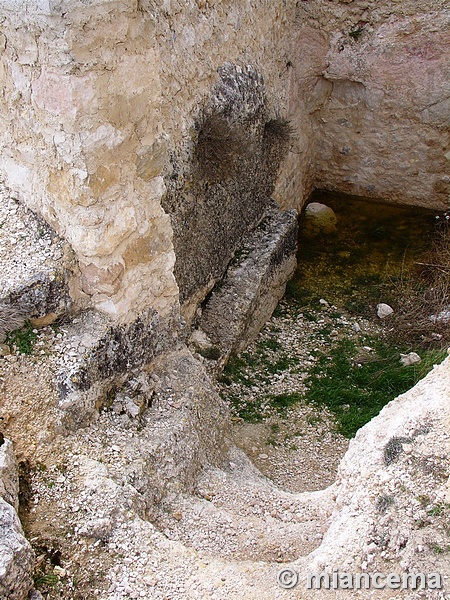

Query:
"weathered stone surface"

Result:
[[303, 202, 338, 236], [0, 3, 179, 321], [80, 262, 125, 296], [56, 307, 180, 429], [195, 203, 298, 367], [54, 346, 231, 532], [0, 498, 34, 600], [140, 347, 231, 500], [312, 5, 450, 209], [163, 63, 292, 311], [5, 270, 72, 321], [0, 437, 19, 511], [0, 184, 75, 333], [0, 437, 34, 600], [0, 0, 320, 322]]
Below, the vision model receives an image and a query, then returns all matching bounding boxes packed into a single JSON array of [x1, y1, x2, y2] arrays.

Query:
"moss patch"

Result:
[[303, 339, 445, 438]]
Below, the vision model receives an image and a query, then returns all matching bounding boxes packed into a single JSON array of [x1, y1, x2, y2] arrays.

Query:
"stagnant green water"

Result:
[[222, 191, 447, 438], [290, 190, 439, 315], [289, 191, 447, 435]]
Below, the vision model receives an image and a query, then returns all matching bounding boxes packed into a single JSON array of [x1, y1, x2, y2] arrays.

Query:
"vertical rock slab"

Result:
[[163, 63, 288, 317], [0, 438, 19, 512], [0, 438, 34, 600], [194, 203, 298, 368], [314, 7, 450, 208]]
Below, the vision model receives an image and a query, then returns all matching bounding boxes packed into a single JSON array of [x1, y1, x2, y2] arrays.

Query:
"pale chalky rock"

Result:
[[400, 352, 422, 366], [0, 438, 34, 600], [376, 303, 394, 319], [0, 437, 19, 511], [0, 498, 35, 600], [303, 202, 338, 236]]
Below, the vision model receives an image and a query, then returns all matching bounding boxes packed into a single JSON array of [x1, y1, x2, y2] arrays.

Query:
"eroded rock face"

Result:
[[162, 64, 291, 311], [0, 0, 179, 322], [0, 438, 34, 600], [309, 2, 450, 209], [0, 499, 34, 600], [55, 306, 180, 430], [0, 438, 19, 511], [194, 202, 298, 368], [0, 0, 447, 327], [0, 184, 75, 340]]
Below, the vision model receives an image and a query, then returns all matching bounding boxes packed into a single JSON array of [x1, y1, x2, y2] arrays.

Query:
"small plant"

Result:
[[417, 494, 431, 507], [258, 337, 282, 352], [270, 423, 280, 434], [5, 321, 38, 355], [386, 224, 450, 348], [228, 393, 264, 423], [431, 544, 448, 554], [264, 117, 296, 146], [349, 26, 365, 41], [427, 503, 450, 516], [221, 354, 258, 387], [376, 493, 395, 514], [306, 414, 322, 426], [384, 436, 410, 466], [413, 518, 430, 529], [34, 570, 59, 588]]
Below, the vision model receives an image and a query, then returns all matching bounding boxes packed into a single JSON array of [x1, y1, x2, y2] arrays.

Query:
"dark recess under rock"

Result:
[[163, 63, 294, 311]]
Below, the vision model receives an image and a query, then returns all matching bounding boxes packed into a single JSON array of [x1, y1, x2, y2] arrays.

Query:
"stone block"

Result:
[[0, 437, 19, 511], [0, 438, 34, 600], [194, 202, 298, 368], [0, 498, 34, 600], [0, 186, 74, 336], [55, 307, 180, 430]]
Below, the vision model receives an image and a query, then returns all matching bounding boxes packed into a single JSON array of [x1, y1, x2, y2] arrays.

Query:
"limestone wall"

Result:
[[0, 0, 178, 322], [0, 0, 320, 321], [0, 0, 448, 323], [302, 0, 450, 208]]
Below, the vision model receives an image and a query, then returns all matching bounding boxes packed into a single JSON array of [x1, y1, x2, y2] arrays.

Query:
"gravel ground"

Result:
[[0, 181, 67, 295], [1, 190, 448, 599], [219, 296, 384, 492]]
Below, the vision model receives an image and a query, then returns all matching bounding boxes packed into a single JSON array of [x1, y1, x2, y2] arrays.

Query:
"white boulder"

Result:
[[376, 303, 394, 318], [303, 202, 337, 236], [400, 352, 422, 366]]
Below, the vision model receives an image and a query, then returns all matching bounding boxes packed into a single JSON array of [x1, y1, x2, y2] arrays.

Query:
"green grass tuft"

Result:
[[269, 391, 302, 413], [34, 570, 59, 588], [303, 339, 446, 438], [6, 321, 38, 355]]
